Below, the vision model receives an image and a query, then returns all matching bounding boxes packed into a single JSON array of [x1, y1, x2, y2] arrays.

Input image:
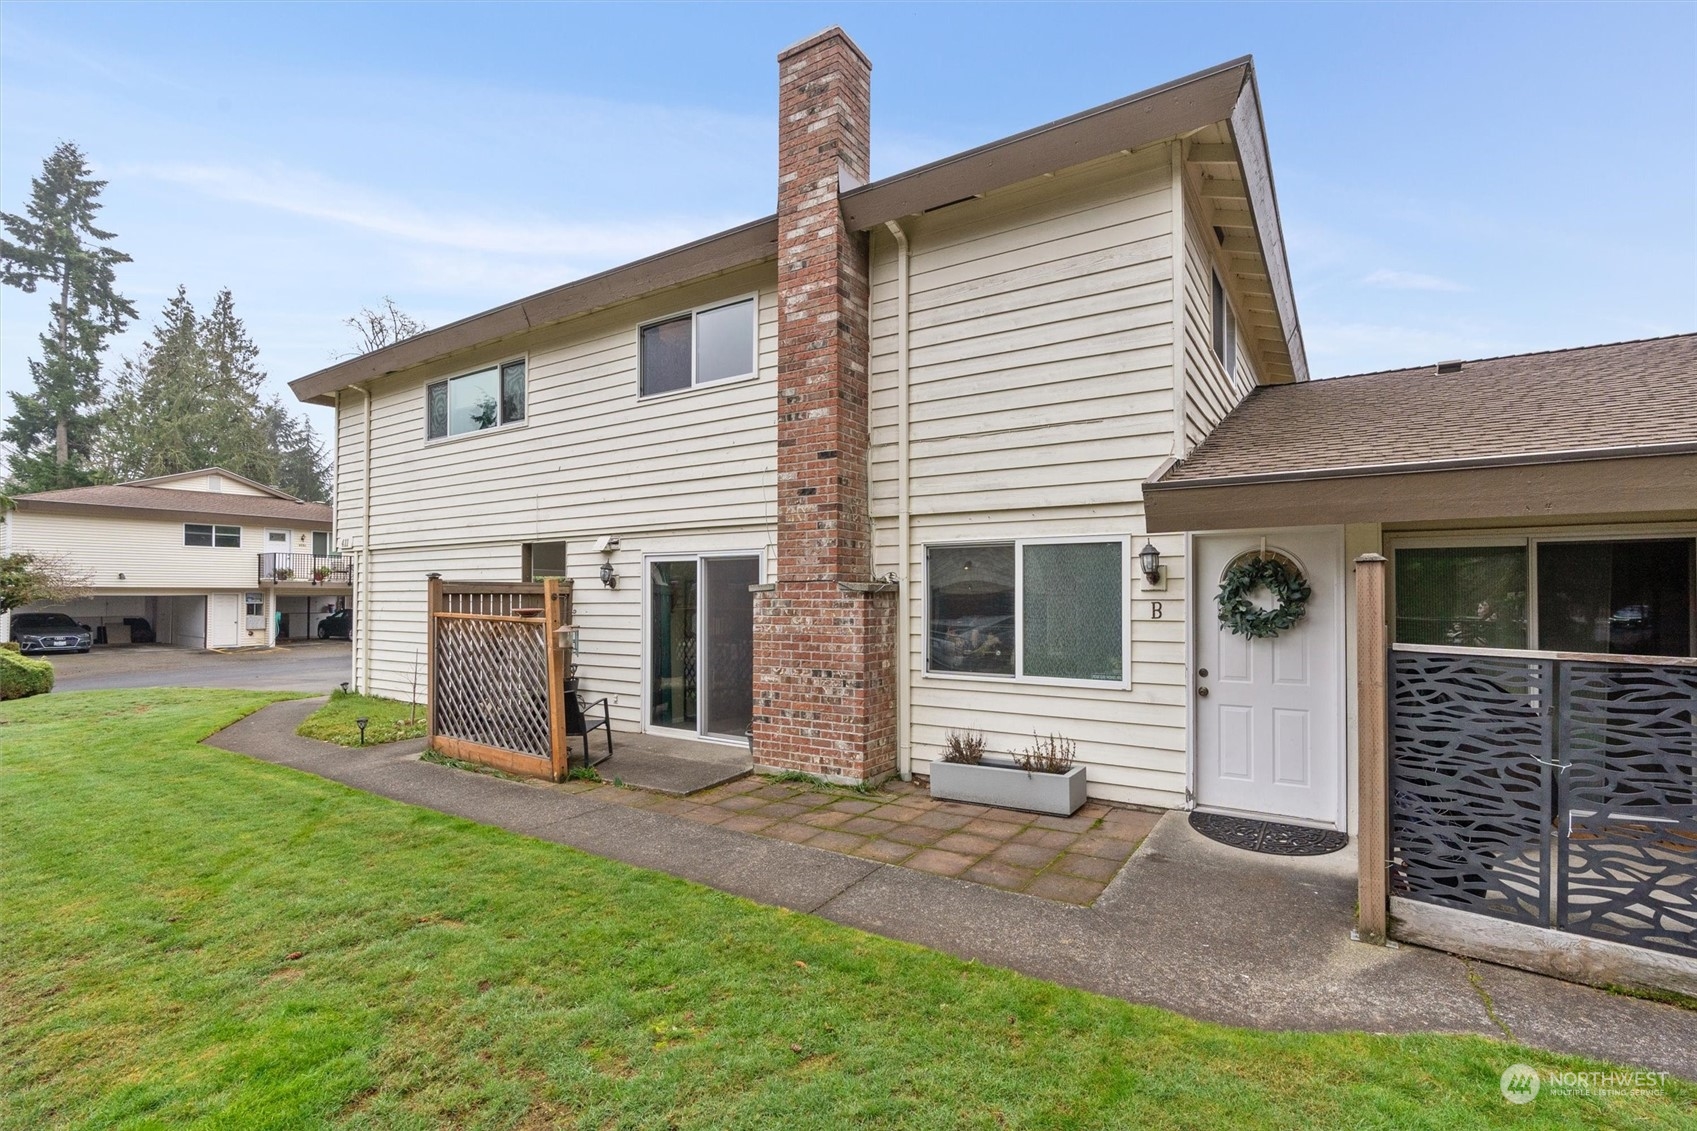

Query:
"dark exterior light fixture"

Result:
[[599, 561, 618, 589], [355, 716, 369, 745], [1139, 541, 1163, 586]]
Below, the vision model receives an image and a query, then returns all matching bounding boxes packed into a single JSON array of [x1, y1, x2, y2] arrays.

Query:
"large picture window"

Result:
[[1392, 535, 1695, 658], [427, 359, 526, 440], [927, 539, 1127, 683], [639, 297, 756, 397]]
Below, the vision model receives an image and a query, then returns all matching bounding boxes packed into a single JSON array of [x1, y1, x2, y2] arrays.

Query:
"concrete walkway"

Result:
[[207, 698, 1697, 1080]]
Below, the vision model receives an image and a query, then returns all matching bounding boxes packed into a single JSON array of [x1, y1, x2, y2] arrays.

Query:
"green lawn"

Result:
[[296, 689, 426, 746], [3, 690, 1691, 1129]]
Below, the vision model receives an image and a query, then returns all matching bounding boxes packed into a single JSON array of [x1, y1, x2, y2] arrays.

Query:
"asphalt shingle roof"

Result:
[[14, 482, 332, 525], [1163, 334, 1697, 483]]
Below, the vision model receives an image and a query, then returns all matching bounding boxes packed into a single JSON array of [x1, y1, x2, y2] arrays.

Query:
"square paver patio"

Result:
[[657, 775, 1160, 904]]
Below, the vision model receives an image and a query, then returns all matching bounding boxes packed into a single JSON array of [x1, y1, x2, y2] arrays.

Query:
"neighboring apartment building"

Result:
[[288, 28, 1695, 834], [3, 467, 350, 649]]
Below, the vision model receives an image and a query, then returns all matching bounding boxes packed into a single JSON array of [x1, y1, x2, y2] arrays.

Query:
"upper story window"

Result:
[[926, 538, 1128, 685], [185, 523, 241, 548], [1211, 269, 1237, 376], [639, 296, 756, 397], [427, 359, 526, 441]]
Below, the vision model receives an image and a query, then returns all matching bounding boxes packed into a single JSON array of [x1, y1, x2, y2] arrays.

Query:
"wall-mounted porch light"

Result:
[[1139, 541, 1166, 589], [594, 535, 621, 589]]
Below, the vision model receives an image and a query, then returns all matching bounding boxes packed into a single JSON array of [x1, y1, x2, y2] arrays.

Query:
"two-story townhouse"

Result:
[[3, 467, 350, 649], [289, 31, 1300, 814], [286, 27, 1697, 986]]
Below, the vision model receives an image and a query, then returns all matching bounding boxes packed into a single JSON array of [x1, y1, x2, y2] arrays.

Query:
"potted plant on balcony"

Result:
[[927, 730, 1088, 816], [312, 565, 333, 584], [273, 566, 295, 582]]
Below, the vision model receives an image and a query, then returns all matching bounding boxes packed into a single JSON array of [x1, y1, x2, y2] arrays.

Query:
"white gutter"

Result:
[[884, 219, 913, 781]]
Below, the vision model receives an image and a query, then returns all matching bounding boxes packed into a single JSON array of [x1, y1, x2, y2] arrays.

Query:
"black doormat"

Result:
[[1188, 810, 1349, 856]]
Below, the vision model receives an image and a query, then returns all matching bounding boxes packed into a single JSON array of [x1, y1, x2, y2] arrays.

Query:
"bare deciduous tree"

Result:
[[0, 551, 93, 614], [340, 298, 427, 358]]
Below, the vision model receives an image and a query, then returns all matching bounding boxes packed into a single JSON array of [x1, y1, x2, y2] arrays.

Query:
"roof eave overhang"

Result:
[[289, 216, 780, 405], [1142, 446, 1697, 533]]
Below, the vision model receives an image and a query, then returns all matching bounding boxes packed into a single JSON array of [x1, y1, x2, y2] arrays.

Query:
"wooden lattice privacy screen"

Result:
[[427, 577, 574, 780]]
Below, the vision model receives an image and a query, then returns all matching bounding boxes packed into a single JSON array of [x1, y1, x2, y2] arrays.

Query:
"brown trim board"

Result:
[[1142, 451, 1697, 532]]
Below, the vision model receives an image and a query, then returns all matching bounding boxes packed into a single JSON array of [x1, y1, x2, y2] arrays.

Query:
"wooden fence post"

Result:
[[425, 573, 443, 748], [543, 577, 569, 782], [1355, 553, 1389, 945]]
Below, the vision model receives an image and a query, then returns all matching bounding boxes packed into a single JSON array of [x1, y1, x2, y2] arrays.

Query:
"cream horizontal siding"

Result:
[[1181, 190, 1259, 451], [5, 509, 306, 591], [869, 144, 1192, 808], [347, 261, 779, 704]]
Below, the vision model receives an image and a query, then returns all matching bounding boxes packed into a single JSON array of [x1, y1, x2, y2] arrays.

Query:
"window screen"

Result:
[[214, 526, 241, 548], [525, 541, 568, 581], [1394, 546, 1528, 649], [640, 315, 693, 396], [184, 523, 213, 547], [1022, 541, 1124, 681]]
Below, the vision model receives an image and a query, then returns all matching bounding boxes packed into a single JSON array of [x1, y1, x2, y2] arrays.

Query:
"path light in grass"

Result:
[[355, 717, 369, 745]]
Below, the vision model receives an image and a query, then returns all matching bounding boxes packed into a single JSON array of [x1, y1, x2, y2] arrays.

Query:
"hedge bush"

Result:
[[0, 649, 54, 699]]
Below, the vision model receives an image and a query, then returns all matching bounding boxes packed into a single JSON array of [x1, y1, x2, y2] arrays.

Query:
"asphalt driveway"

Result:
[[47, 641, 351, 693]]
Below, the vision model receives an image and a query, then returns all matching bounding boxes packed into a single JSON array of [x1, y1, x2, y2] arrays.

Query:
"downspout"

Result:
[[1169, 139, 1189, 459], [884, 219, 913, 781], [348, 382, 374, 695]]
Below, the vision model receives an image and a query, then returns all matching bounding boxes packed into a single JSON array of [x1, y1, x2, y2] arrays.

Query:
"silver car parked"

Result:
[[10, 612, 94, 654]]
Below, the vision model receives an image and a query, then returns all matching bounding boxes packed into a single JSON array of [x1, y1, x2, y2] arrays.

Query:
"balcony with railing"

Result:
[[258, 552, 353, 587]]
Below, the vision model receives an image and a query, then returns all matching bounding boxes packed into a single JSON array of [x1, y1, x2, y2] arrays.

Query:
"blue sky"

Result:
[[2, 2, 1693, 447]]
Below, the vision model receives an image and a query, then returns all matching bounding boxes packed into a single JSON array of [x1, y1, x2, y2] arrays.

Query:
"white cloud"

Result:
[[126, 160, 747, 262], [1360, 268, 1469, 293]]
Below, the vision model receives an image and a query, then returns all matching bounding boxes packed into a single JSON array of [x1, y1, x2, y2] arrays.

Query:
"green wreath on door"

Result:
[[1216, 555, 1312, 639]]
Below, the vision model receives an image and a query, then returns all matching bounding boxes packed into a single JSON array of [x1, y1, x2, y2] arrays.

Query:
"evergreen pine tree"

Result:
[[97, 287, 331, 501], [1, 142, 138, 492]]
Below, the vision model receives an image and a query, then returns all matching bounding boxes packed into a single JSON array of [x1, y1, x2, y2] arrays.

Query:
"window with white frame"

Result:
[[1393, 535, 1695, 657], [245, 592, 264, 618], [1211, 269, 1237, 375], [639, 296, 756, 397], [185, 523, 241, 548], [926, 539, 1127, 683], [427, 359, 526, 440]]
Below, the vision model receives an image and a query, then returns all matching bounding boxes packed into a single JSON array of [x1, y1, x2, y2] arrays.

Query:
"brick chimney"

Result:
[[752, 27, 896, 783]]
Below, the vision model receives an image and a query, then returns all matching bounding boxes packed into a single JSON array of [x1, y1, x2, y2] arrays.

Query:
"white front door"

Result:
[[1194, 529, 1344, 826]]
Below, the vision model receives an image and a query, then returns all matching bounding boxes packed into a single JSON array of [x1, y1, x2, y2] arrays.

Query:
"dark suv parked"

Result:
[[11, 612, 94, 654]]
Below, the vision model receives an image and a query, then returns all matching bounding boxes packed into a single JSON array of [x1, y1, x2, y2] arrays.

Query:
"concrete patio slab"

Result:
[[205, 698, 1697, 1081]]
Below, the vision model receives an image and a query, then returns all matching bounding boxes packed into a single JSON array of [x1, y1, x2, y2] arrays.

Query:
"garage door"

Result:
[[208, 593, 242, 649]]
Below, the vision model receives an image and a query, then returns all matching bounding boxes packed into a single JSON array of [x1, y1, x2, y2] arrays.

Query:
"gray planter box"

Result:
[[928, 758, 1087, 816]]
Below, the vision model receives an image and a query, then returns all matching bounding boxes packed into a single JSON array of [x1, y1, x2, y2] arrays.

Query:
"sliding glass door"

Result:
[[649, 554, 759, 741]]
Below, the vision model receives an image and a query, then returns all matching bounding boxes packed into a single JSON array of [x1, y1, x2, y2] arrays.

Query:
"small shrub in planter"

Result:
[[1015, 732, 1077, 775], [312, 566, 333, 583], [273, 567, 296, 581], [942, 729, 986, 764], [0, 649, 54, 699]]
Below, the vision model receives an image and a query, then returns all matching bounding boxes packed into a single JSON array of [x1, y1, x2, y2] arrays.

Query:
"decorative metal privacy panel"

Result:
[[1389, 650, 1552, 927], [434, 615, 551, 761], [1556, 661, 1697, 956], [1389, 646, 1697, 960]]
